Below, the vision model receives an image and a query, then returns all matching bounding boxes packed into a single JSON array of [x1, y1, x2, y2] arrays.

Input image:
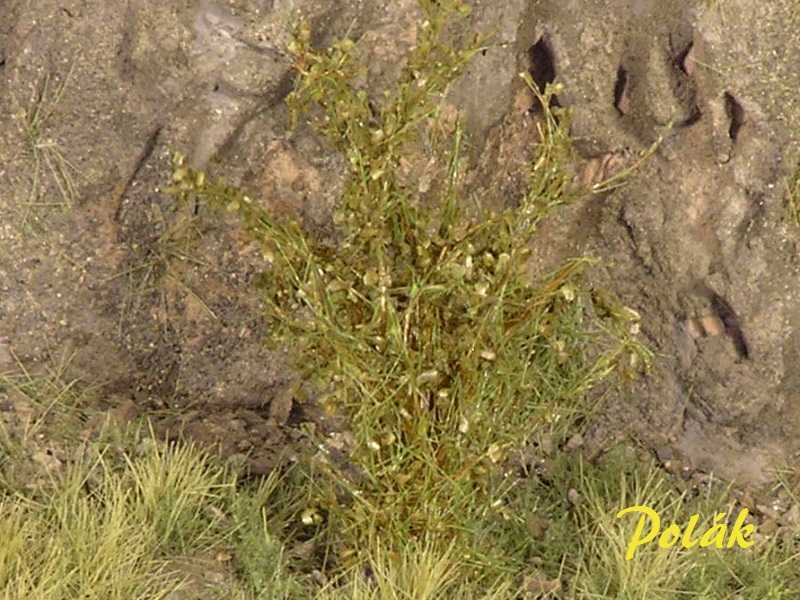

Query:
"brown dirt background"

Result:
[[1, 0, 800, 489]]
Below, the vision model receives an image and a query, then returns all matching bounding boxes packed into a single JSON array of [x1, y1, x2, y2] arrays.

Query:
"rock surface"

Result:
[[1, 0, 799, 485]]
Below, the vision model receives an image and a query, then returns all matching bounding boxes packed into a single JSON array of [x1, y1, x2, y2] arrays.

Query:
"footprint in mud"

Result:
[[613, 65, 631, 116], [606, 26, 755, 361], [605, 22, 759, 260], [514, 0, 796, 486], [526, 35, 561, 110], [577, 149, 632, 190], [603, 19, 750, 169], [522, 34, 636, 190], [683, 299, 749, 361]]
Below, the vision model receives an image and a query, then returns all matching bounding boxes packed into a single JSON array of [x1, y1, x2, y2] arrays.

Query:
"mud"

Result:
[[1, 0, 799, 488], [462, 0, 800, 485]]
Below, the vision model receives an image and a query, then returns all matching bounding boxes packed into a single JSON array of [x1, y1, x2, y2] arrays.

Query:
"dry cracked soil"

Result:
[[1, 0, 800, 494]]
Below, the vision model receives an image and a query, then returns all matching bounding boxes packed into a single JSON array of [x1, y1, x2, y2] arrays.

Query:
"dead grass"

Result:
[[107, 207, 216, 338], [0, 349, 94, 492], [509, 446, 800, 599], [12, 62, 83, 235], [0, 419, 308, 600], [786, 163, 800, 227]]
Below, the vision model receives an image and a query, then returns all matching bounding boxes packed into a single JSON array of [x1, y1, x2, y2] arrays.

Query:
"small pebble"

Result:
[[699, 314, 725, 337], [782, 504, 800, 526], [565, 433, 584, 452], [567, 488, 580, 506], [0, 337, 12, 367], [685, 318, 704, 340], [655, 445, 674, 463], [759, 518, 778, 536]]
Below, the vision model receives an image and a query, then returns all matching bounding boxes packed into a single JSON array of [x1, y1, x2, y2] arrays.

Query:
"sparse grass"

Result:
[[786, 163, 800, 227], [12, 62, 83, 234], [0, 432, 194, 599], [506, 445, 800, 599], [0, 349, 96, 492], [0, 421, 308, 600], [109, 208, 216, 337], [0, 348, 89, 424]]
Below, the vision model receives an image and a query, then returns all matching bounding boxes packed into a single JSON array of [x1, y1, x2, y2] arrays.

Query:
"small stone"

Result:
[[538, 433, 554, 456], [488, 443, 504, 464], [655, 445, 674, 463], [567, 488, 580, 506], [206, 571, 225, 584], [739, 491, 756, 511], [311, 569, 327, 586], [565, 433, 584, 452], [513, 86, 535, 114], [782, 504, 800, 527], [682, 43, 697, 76], [32, 449, 62, 471], [110, 398, 138, 426], [0, 337, 12, 368], [523, 572, 561, 596], [247, 455, 276, 476], [226, 453, 249, 470], [269, 387, 294, 425], [759, 518, 778, 536], [685, 318, 704, 340], [699, 314, 725, 337], [292, 540, 316, 561], [757, 504, 780, 520]]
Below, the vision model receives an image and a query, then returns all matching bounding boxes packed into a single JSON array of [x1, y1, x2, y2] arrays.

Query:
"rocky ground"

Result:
[[1, 0, 800, 499]]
